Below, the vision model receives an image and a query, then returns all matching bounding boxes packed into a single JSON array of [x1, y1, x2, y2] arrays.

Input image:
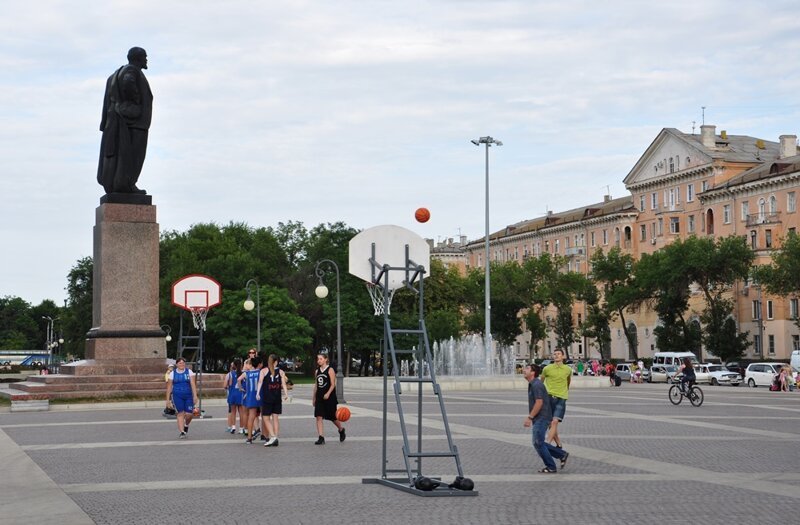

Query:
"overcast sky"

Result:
[[2, 0, 800, 306]]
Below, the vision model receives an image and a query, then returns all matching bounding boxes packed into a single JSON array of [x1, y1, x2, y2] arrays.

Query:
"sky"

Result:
[[2, 0, 800, 306]]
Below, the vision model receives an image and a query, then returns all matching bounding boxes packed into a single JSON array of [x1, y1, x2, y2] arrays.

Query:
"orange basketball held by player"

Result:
[[192, 407, 200, 417], [415, 207, 430, 223], [336, 406, 351, 422]]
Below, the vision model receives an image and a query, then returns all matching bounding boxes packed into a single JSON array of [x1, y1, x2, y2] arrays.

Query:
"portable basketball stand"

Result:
[[353, 226, 477, 497], [171, 274, 222, 420]]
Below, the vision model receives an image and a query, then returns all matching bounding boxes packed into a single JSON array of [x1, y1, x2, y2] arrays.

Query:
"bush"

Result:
[[0, 364, 22, 374]]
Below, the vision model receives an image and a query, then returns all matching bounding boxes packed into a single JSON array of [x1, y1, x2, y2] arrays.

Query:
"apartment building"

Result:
[[458, 125, 800, 362]]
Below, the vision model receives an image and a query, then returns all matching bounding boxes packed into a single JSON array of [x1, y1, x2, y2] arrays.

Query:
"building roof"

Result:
[[703, 153, 800, 195], [469, 195, 635, 245]]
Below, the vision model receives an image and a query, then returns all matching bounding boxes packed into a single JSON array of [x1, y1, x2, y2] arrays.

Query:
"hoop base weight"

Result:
[[361, 478, 478, 497]]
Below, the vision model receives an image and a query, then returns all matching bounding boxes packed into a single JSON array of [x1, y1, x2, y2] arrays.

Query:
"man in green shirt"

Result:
[[541, 349, 571, 449]]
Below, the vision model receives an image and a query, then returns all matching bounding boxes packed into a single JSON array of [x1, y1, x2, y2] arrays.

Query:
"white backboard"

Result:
[[348, 225, 430, 290], [171, 274, 222, 311]]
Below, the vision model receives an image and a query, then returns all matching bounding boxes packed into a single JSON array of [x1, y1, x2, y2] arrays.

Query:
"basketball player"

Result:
[[237, 356, 262, 444], [224, 358, 244, 434], [256, 354, 290, 447], [166, 358, 198, 439], [312, 352, 345, 444]]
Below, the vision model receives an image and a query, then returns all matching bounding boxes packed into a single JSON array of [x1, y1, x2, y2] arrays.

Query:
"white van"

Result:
[[652, 352, 699, 368], [791, 350, 800, 372]]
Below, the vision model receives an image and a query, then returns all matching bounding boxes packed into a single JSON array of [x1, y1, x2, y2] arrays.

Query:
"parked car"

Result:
[[744, 362, 785, 388], [699, 363, 741, 386], [691, 365, 711, 384], [648, 364, 679, 383], [614, 363, 649, 382]]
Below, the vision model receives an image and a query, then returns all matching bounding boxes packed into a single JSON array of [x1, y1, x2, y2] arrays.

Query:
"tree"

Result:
[[580, 283, 612, 360], [683, 235, 753, 361], [61, 257, 94, 358], [590, 247, 647, 360], [755, 231, 800, 329], [0, 296, 37, 349]]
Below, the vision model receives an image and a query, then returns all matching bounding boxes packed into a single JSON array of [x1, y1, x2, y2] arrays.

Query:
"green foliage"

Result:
[[700, 299, 750, 362], [0, 296, 39, 349], [756, 231, 800, 328]]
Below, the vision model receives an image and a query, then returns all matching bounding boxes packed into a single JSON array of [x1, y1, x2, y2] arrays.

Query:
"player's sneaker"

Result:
[[314, 436, 325, 445], [339, 428, 346, 442], [230, 427, 236, 434], [179, 432, 186, 439]]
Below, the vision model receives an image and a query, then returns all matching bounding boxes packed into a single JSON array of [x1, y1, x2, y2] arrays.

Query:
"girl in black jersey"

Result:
[[312, 352, 346, 445], [256, 354, 289, 447]]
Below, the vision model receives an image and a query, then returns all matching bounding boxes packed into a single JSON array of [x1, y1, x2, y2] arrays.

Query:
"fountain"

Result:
[[432, 334, 515, 376]]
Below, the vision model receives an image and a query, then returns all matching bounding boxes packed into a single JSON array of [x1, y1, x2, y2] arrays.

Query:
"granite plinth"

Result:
[[90, 202, 164, 360]]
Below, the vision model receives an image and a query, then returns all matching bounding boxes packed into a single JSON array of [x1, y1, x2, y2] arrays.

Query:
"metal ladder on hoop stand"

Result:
[[372, 245, 472, 495]]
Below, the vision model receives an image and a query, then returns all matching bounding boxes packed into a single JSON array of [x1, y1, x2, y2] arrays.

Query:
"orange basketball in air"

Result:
[[415, 207, 430, 223], [336, 406, 351, 422]]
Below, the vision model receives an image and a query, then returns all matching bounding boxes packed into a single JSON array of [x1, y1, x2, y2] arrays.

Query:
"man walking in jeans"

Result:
[[524, 364, 569, 473]]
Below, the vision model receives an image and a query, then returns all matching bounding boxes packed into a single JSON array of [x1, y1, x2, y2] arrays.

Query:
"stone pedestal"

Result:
[[62, 200, 166, 376]]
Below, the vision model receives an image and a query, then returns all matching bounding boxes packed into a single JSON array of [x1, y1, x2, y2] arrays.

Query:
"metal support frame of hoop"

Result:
[[361, 242, 476, 497], [188, 307, 210, 418]]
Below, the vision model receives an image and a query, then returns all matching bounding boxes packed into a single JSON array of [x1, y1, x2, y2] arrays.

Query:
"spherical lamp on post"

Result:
[[244, 279, 261, 354], [314, 260, 344, 403]]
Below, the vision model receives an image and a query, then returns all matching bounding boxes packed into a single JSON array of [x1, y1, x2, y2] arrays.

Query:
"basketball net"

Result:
[[366, 282, 394, 316], [190, 307, 209, 330]]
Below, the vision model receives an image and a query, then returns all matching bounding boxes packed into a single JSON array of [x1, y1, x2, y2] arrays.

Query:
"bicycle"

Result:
[[668, 382, 704, 407]]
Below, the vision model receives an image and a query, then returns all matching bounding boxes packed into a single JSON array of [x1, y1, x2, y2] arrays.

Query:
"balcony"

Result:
[[746, 212, 781, 227], [564, 246, 586, 257]]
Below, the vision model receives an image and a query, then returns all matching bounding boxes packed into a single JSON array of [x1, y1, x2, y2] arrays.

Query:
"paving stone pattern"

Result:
[[2, 383, 799, 524]]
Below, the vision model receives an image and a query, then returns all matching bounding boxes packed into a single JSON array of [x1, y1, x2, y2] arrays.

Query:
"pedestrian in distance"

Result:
[[541, 349, 571, 449], [312, 352, 346, 445], [257, 354, 290, 447], [166, 358, 198, 439], [523, 364, 569, 473], [224, 358, 244, 434]]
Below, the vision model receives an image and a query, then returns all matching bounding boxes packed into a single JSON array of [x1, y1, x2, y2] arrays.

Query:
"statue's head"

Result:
[[127, 47, 148, 69]]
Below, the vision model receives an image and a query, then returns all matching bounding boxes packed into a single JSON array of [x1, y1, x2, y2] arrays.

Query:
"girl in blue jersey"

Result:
[[257, 354, 290, 447], [237, 356, 263, 444], [224, 358, 244, 434], [166, 358, 198, 439]]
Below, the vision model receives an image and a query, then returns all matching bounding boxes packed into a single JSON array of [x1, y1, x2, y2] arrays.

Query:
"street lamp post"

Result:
[[471, 135, 502, 360], [315, 259, 344, 403], [42, 316, 58, 365], [243, 279, 261, 355]]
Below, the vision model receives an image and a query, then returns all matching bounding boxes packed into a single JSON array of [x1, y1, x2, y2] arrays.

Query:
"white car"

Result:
[[699, 363, 741, 386], [648, 365, 679, 383], [744, 362, 784, 388], [691, 365, 711, 384]]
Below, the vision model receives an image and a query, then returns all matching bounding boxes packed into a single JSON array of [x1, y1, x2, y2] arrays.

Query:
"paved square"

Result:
[[1, 383, 799, 524]]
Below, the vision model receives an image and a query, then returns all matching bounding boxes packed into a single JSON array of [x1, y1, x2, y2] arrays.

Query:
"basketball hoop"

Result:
[[366, 282, 394, 316], [190, 307, 209, 331]]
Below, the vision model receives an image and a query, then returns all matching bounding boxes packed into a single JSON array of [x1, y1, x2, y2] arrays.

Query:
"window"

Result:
[[514, 247, 519, 260], [793, 334, 799, 351], [669, 157, 675, 173], [554, 240, 560, 254], [789, 192, 797, 213], [741, 201, 749, 221], [603, 230, 608, 245], [670, 217, 680, 234], [651, 193, 657, 210], [657, 218, 663, 236], [701, 180, 708, 192], [590, 232, 595, 247], [768, 335, 775, 355], [752, 300, 761, 320], [754, 334, 762, 355], [769, 195, 777, 214], [650, 222, 656, 238], [688, 215, 695, 233], [791, 298, 799, 320], [750, 230, 757, 250], [639, 195, 645, 212], [668, 188, 676, 209], [766, 229, 772, 248], [687, 184, 694, 202], [640, 224, 646, 241], [767, 300, 774, 319], [565, 237, 570, 249], [723, 204, 731, 224], [545, 241, 550, 252], [478, 254, 482, 267]]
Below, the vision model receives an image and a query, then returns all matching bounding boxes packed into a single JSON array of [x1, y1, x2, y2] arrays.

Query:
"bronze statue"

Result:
[[97, 47, 153, 194]]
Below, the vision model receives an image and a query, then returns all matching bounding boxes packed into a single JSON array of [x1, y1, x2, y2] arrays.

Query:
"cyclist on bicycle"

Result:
[[677, 357, 696, 394]]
